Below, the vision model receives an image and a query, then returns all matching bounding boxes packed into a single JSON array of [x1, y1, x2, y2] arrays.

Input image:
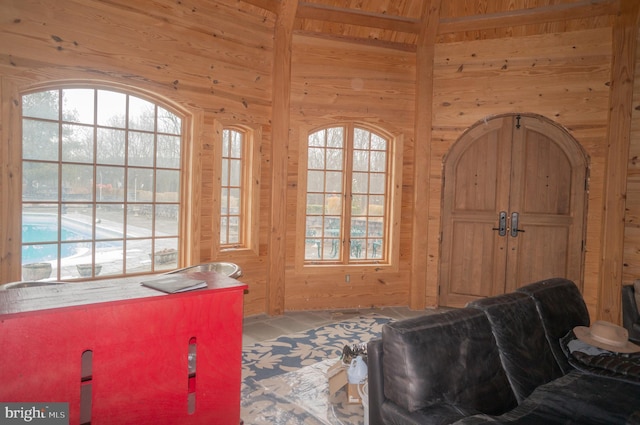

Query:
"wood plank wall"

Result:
[[429, 28, 613, 318], [1, 0, 639, 321], [624, 29, 640, 289]]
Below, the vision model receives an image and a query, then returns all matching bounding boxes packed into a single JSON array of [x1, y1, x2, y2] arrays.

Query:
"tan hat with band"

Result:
[[574, 320, 640, 354]]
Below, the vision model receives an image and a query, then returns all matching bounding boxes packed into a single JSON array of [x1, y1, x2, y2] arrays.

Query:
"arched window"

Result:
[[21, 87, 183, 280], [302, 124, 398, 265], [220, 128, 245, 247]]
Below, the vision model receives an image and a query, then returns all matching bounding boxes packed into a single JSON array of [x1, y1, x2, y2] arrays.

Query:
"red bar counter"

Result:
[[0, 271, 247, 425]]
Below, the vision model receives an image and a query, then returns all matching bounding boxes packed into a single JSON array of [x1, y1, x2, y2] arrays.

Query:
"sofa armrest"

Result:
[[367, 338, 385, 425]]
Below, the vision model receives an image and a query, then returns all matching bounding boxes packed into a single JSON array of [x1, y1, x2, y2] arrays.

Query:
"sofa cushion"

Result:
[[517, 278, 590, 374], [382, 308, 517, 415], [468, 292, 562, 403]]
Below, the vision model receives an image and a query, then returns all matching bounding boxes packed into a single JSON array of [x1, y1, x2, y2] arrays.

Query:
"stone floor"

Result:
[[242, 305, 445, 346]]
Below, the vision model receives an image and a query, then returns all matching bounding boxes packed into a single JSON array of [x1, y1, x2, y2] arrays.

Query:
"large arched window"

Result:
[[21, 87, 183, 280], [301, 124, 399, 265]]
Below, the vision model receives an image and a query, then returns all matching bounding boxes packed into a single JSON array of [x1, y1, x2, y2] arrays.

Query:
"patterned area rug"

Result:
[[241, 314, 392, 424]]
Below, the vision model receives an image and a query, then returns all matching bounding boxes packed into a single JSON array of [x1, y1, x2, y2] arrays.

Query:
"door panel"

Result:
[[440, 117, 512, 306], [440, 114, 587, 307]]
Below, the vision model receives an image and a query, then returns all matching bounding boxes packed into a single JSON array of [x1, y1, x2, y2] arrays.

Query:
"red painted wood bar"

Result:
[[0, 271, 247, 425]]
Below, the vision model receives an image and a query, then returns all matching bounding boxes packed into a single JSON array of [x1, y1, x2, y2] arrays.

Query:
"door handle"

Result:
[[492, 211, 507, 236], [510, 212, 525, 237]]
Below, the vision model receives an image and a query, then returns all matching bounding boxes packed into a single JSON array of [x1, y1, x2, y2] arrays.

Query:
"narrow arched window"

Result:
[[21, 87, 183, 280], [220, 128, 244, 247], [302, 124, 394, 264]]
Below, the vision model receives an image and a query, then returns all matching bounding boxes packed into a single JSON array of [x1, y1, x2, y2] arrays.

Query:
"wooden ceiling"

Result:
[[241, 0, 620, 50]]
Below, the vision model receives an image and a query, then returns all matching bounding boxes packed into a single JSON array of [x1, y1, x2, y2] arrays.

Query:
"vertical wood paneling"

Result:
[[430, 28, 613, 318], [599, 0, 640, 322]]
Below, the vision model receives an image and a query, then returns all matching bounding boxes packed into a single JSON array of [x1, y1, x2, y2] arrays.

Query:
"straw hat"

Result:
[[574, 320, 640, 354]]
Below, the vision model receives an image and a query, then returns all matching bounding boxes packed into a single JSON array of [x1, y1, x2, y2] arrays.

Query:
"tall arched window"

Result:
[[302, 124, 397, 265], [21, 87, 183, 280]]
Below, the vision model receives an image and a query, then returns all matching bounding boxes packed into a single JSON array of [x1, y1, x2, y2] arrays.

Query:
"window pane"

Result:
[[353, 128, 369, 149], [229, 159, 241, 186], [157, 106, 181, 135], [23, 162, 59, 201], [326, 148, 343, 170], [156, 169, 179, 201], [62, 204, 93, 241], [368, 195, 385, 216], [326, 171, 343, 193], [97, 90, 126, 128], [23, 90, 59, 120], [352, 195, 367, 216], [62, 124, 94, 163], [220, 216, 229, 244], [325, 195, 342, 215], [62, 164, 93, 202], [62, 89, 94, 124], [128, 131, 155, 167], [309, 129, 325, 147], [127, 205, 152, 237], [96, 240, 123, 276], [96, 166, 124, 202], [97, 128, 125, 165], [157, 134, 181, 168], [370, 173, 386, 194], [306, 194, 324, 215], [327, 127, 344, 147], [129, 96, 155, 131], [23, 119, 59, 161], [353, 150, 369, 172], [230, 132, 242, 158], [227, 217, 239, 244], [96, 205, 123, 239], [127, 239, 152, 274], [307, 170, 325, 192], [371, 151, 387, 172], [22, 211, 59, 244], [371, 134, 386, 150], [352, 172, 369, 194], [128, 168, 154, 202], [308, 148, 325, 169], [229, 188, 241, 213], [155, 206, 178, 236]]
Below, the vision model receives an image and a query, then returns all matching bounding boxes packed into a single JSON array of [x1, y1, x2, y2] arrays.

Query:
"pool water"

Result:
[[22, 223, 85, 262]]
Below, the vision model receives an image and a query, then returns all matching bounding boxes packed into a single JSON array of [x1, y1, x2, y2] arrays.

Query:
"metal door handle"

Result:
[[492, 211, 507, 236], [510, 212, 525, 237]]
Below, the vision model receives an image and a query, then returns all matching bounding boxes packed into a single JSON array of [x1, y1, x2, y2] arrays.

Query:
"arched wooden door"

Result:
[[439, 114, 588, 307]]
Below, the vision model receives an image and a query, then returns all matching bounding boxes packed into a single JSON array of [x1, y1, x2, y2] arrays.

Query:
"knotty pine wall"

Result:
[[429, 27, 613, 319], [0, 0, 276, 316], [1, 0, 639, 321]]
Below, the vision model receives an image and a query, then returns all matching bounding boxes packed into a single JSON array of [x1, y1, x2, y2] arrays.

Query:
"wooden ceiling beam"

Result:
[[240, 0, 279, 14], [295, 1, 420, 33], [241, 0, 620, 41], [438, 0, 620, 35]]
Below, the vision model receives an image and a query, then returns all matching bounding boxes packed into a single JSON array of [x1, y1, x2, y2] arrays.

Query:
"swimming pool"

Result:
[[22, 214, 122, 263]]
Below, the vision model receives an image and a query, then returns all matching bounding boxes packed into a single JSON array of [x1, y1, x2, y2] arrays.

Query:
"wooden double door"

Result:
[[439, 114, 588, 307]]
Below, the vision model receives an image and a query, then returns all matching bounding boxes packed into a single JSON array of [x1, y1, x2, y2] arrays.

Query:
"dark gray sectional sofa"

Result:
[[367, 278, 640, 425]]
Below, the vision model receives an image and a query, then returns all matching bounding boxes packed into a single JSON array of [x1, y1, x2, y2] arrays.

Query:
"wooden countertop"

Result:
[[0, 271, 248, 316]]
